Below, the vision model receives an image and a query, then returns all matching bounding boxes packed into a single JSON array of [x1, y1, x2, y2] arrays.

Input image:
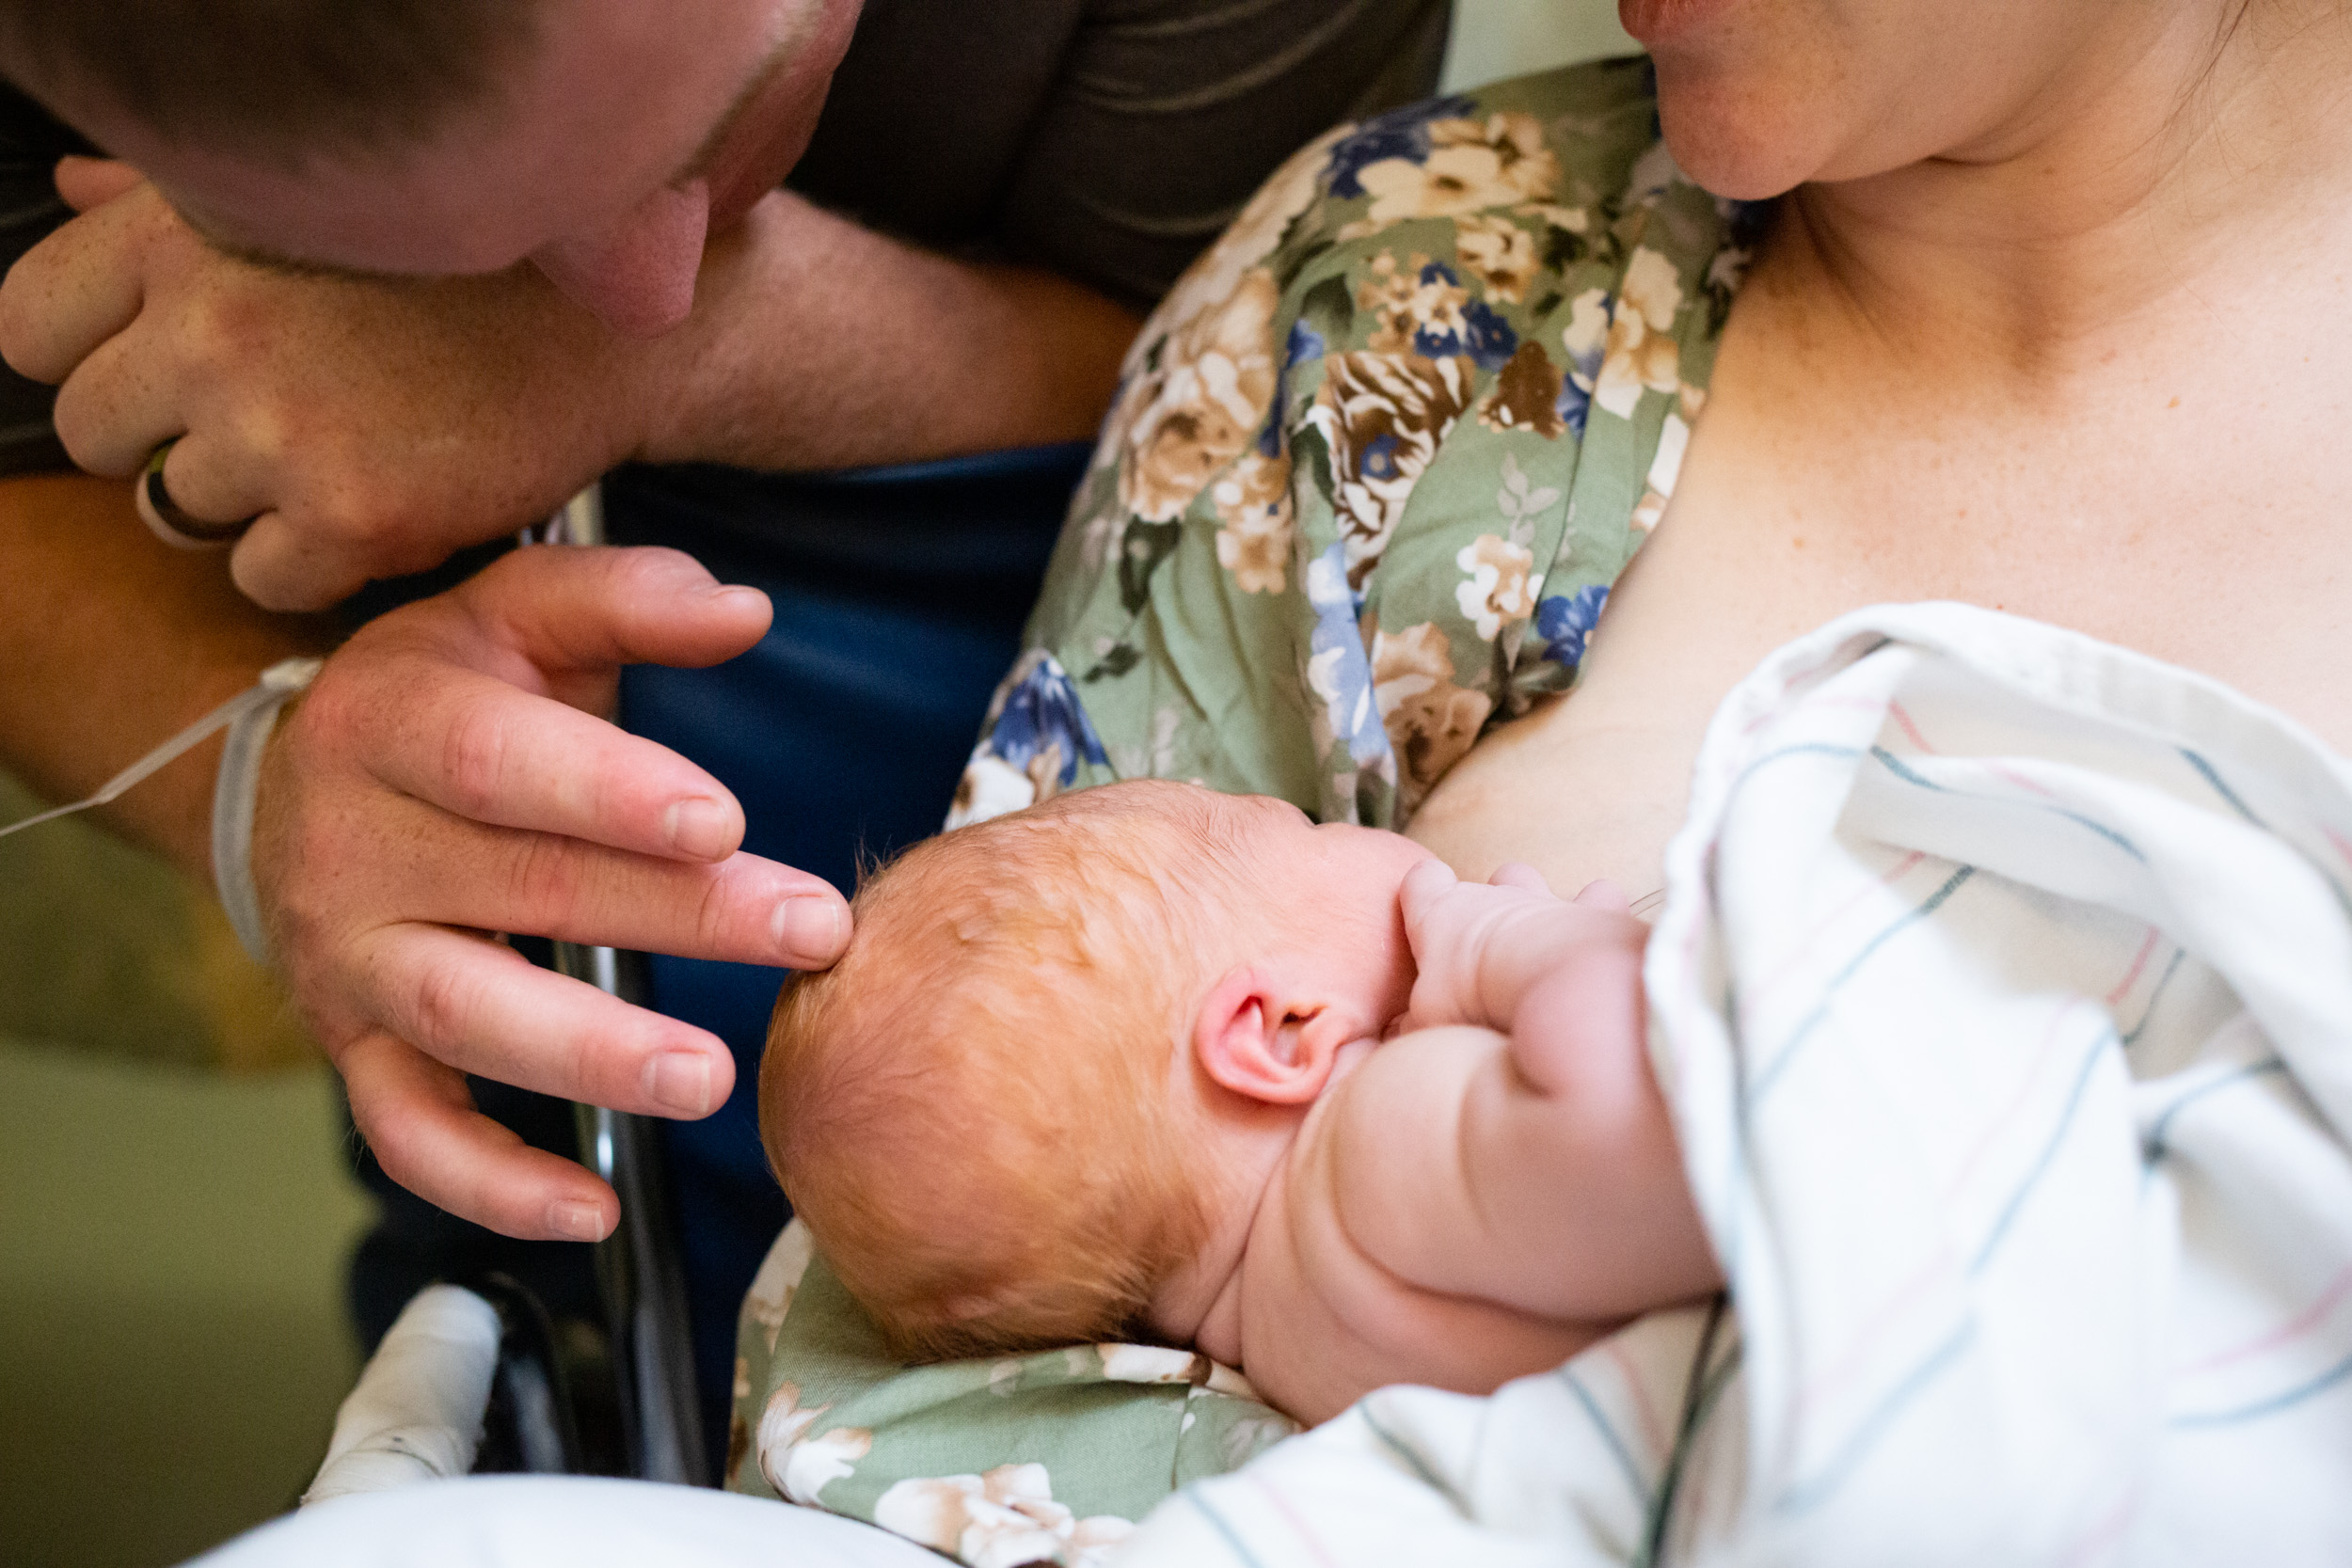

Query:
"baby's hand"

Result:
[[1398, 859, 1644, 1036], [1339, 863, 1708, 1325]]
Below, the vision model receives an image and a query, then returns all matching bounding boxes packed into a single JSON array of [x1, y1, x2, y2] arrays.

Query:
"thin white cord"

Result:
[[0, 658, 316, 844]]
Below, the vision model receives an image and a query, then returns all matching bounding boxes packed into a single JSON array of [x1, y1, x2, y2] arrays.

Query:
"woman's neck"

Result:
[[1774, 0, 2352, 381]]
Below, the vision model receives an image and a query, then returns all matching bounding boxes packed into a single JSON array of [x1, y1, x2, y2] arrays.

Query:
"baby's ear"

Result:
[[1193, 964, 1345, 1105]]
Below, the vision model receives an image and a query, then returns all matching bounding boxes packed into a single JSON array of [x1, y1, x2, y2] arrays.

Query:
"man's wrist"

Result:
[[0, 470, 337, 879]]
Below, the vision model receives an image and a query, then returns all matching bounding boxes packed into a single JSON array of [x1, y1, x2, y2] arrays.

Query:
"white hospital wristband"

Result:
[[210, 657, 324, 965]]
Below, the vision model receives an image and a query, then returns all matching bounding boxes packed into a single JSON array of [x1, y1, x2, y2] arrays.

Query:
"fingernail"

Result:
[[644, 1051, 715, 1117], [774, 895, 847, 963], [664, 796, 733, 860], [548, 1200, 609, 1243]]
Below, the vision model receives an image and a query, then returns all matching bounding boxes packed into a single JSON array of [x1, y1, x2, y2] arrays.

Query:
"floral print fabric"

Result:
[[953, 56, 1754, 831], [726, 1226, 1297, 1566]]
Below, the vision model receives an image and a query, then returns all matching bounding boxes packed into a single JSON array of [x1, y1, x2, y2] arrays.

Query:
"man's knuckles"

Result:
[[690, 869, 755, 958], [496, 830, 596, 929], [436, 700, 522, 821], [398, 946, 505, 1058], [0, 263, 65, 380]]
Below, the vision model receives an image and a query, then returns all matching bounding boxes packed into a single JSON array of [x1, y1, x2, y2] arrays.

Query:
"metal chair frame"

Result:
[[550, 942, 707, 1484]]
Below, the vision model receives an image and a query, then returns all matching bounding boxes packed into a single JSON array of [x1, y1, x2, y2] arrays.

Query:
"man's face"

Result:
[[46, 0, 863, 335]]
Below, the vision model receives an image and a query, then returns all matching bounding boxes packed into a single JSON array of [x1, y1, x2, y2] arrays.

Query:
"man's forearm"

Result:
[[0, 470, 332, 877], [634, 190, 1143, 473]]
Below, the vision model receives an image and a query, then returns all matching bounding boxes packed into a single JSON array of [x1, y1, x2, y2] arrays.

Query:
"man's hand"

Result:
[[0, 160, 647, 611], [255, 546, 851, 1241], [0, 165, 1139, 614], [1397, 858, 1643, 1039]]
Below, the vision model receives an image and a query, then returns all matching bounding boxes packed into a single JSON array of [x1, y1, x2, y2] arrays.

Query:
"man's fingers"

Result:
[[0, 191, 152, 385], [230, 511, 373, 611], [153, 425, 278, 527], [421, 823, 849, 968], [49, 323, 188, 476], [54, 156, 143, 213], [459, 546, 774, 678], [357, 926, 738, 1118], [292, 784, 849, 966], [373, 663, 749, 863], [340, 1029, 619, 1242]]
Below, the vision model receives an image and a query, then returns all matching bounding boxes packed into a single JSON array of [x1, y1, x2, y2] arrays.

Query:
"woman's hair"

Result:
[[762, 783, 1257, 1362], [0, 0, 538, 159]]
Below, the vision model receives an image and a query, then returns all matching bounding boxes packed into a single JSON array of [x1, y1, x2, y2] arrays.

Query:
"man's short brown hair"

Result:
[[0, 0, 537, 159]]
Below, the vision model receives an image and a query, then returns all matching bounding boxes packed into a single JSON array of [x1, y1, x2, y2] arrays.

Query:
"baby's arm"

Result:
[[1320, 866, 1720, 1323]]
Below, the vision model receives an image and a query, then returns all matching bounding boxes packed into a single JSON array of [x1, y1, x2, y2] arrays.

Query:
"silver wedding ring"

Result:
[[135, 440, 252, 550]]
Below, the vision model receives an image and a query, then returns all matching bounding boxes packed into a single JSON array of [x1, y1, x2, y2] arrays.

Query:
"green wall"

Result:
[[1, 765, 371, 1566], [0, 1042, 372, 1568]]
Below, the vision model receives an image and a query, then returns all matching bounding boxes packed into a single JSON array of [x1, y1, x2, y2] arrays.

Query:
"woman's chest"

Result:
[[1410, 358, 2352, 896]]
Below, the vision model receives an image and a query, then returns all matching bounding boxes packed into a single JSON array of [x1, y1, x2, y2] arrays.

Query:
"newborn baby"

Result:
[[761, 780, 1722, 1424]]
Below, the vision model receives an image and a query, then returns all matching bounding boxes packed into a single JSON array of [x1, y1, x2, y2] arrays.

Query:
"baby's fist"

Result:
[[1399, 861, 1643, 1034]]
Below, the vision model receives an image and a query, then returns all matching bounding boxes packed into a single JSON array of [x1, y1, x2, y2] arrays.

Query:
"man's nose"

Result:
[[531, 178, 712, 339]]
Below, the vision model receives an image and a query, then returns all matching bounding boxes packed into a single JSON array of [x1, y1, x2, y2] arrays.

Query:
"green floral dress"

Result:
[[948, 53, 1756, 835], [730, 55, 1761, 1564]]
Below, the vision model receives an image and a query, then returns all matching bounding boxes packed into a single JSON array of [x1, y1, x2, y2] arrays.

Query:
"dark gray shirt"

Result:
[[795, 0, 1451, 309]]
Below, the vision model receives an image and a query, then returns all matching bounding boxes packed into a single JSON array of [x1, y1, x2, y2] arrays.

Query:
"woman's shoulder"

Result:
[[959, 59, 1763, 834]]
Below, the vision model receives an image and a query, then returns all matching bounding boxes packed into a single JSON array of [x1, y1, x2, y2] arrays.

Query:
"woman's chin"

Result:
[[1651, 64, 1848, 199], [1656, 107, 1818, 201]]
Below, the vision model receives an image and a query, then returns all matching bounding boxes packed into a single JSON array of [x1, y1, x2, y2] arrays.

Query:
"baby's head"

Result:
[[762, 780, 1426, 1361]]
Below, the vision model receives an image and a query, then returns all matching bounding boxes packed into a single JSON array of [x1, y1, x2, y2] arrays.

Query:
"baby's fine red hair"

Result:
[[761, 783, 1255, 1361]]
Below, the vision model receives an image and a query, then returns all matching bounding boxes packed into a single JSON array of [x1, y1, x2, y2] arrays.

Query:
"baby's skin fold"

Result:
[[762, 780, 1723, 1425]]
